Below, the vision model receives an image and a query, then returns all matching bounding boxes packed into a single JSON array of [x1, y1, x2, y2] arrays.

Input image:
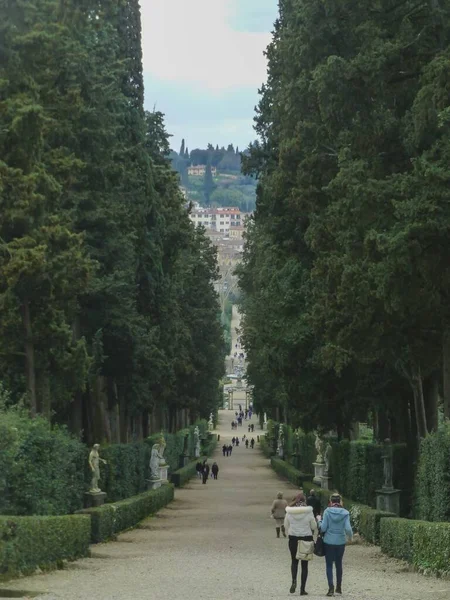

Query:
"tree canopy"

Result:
[[0, 0, 225, 442], [238, 0, 450, 444]]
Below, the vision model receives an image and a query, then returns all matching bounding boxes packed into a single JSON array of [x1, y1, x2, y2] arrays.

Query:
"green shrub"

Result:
[[171, 461, 198, 488], [80, 484, 174, 543], [0, 514, 90, 581], [381, 517, 450, 577], [296, 431, 316, 474], [0, 407, 86, 516], [270, 457, 311, 488], [415, 424, 450, 522], [260, 436, 273, 458]]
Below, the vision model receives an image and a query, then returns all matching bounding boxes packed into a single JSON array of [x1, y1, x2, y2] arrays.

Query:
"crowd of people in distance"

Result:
[[271, 489, 352, 597]]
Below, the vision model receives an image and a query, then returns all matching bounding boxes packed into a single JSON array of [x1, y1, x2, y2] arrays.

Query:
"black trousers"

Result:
[[289, 535, 313, 590]]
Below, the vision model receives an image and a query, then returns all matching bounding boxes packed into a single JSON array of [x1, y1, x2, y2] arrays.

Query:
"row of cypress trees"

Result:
[[0, 1, 225, 443], [238, 0, 450, 446]]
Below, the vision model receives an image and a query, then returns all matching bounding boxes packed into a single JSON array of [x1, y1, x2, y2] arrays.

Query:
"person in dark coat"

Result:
[[196, 461, 203, 479], [202, 460, 210, 484], [250, 438, 255, 449], [211, 462, 219, 480], [235, 438, 239, 447], [307, 489, 321, 518], [222, 444, 227, 457], [228, 444, 233, 455]]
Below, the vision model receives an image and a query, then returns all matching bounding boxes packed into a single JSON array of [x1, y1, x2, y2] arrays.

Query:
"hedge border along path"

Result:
[[269, 455, 396, 545], [381, 517, 450, 578], [0, 514, 91, 582], [79, 483, 174, 543]]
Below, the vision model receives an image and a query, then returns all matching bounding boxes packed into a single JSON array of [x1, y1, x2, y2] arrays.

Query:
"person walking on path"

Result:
[[211, 462, 219, 480], [250, 438, 255, 449], [196, 461, 202, 479], [319, 493, 353, 597], [307, 489, 321, 518], [284, 492, 317, 596], [228, 444, 233, 455], [271, 492, 288, 539], [201, 460, 210, 484], [245, 439, 249, 449], [222, 444, 227, 457], [235, 438, 239, 447]]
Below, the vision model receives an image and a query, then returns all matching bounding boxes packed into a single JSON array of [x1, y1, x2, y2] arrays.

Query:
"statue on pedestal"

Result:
[[194, 425, 201, 457], [158, 435, 167, 466], [382, 438, 394, 489], [208, 413, 214, 430], [324, 442, 332, 475], [315, 433, 325, 463], [150, 443, 161, 480], [89, 444, 107, 493], [277, 425, 284, 457]]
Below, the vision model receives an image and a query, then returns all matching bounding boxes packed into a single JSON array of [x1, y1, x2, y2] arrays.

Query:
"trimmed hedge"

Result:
[[344, 500, 396, 544], [0, 514, 90, 581], [330, 440, 412, 516], [270, 457, 311, 488], [260, 436, 274, 458], [80, 484, 174, 543], [415, 424, 450, 522], [0, 410, 86, 516], [381, 517, 450, 577]]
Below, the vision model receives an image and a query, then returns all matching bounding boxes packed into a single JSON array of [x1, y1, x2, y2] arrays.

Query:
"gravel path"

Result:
[[1, 411, 449, 600]]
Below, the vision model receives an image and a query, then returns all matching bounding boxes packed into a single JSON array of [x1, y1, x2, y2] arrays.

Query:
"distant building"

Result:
[[229, 226, 244, 240], [188, 164, 217, 177], [189, 207, 242, 234]]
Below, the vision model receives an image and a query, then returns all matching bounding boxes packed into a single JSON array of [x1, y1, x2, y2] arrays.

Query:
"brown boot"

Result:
[[281, 525, 287, 538], [276, 527, 280, 538]]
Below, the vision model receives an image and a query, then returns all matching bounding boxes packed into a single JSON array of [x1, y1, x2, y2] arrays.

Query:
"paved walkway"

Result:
[[2, 412, 449, 600]]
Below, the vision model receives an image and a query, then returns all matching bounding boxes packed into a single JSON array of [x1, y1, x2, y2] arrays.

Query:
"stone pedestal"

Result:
[[194, 447, 200, 458], [313, 462, 325, 485], [84, 491, 106, 508], [320, 475, 332, 490], [179, 454, 189, 469], [376, 487, 401, 515], [159, 465, 168, 482], [146, 478, 162, 491]]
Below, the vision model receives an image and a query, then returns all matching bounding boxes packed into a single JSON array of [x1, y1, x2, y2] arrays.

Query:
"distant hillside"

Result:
[[170, 140, 256, 212]]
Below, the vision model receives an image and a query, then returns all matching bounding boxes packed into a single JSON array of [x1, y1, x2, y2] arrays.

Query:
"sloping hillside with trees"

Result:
[[171, 141, 257, 211]]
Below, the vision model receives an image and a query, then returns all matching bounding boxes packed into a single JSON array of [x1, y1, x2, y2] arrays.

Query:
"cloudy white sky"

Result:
[[141, 0, 277, 152]]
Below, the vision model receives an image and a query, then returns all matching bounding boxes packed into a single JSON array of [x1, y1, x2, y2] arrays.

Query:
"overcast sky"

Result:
[[141, 0, 277, 152]]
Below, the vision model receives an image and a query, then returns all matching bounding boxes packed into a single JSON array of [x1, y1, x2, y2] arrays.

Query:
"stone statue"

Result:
[[382, 438, 394, 489], [324, 442, 332, 475], [89, 444, 107, 493], [277, 425, 284, 457], [158, 435, 167, 466], [194, 425, 201, 457], [208, 413, 214, 430], [149, 444, 161, 480], [263, 413, 267, 425], [315, 433, 325, 463], [293, 429, 300, 454]]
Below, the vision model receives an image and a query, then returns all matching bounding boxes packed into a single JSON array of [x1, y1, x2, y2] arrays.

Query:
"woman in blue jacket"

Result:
[[319, 493, 353, 596]]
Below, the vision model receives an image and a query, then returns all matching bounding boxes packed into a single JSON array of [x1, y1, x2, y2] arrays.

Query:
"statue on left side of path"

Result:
[[209, 413, 214, 430], [89, 444, 107, 493], [150, 443, 161, 480]]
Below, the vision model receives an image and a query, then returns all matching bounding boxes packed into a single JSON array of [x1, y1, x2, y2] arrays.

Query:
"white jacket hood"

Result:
[[284, 505, 317, 537], [285, 505, 313, 515]]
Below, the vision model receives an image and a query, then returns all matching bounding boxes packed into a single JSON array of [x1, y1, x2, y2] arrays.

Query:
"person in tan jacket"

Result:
[[271, 491, 288, 538]]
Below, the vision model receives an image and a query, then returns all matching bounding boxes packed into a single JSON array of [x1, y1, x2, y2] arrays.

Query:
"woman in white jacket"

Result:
[[284, 492, 318, 596]]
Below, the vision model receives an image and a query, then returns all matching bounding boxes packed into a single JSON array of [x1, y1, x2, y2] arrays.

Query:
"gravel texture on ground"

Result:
[[1, 410, 449, 600]]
